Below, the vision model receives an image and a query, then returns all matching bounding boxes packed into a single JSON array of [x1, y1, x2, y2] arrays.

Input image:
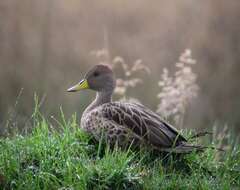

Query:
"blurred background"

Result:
[[0, 0, 240, 135]]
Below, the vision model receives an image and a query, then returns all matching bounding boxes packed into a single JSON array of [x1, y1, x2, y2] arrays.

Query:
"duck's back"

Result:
[[81, 101, 187, 149]]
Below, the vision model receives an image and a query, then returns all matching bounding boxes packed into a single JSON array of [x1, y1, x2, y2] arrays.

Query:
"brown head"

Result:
[[67, 64, 116, 93]]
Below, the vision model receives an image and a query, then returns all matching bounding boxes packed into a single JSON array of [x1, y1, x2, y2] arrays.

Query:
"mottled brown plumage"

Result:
[[68, 64, 205, 153]]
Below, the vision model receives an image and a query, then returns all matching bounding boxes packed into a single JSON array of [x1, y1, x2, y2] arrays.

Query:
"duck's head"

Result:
[[67, 64, 116, 93]]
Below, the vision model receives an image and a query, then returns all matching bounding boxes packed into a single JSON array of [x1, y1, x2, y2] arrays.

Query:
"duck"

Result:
[[67, 64, 204, 153]]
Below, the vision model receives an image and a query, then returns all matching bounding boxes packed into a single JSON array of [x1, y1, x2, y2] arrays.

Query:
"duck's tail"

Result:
[[188, 131, 213, 140], [161, 142, 224, 154]]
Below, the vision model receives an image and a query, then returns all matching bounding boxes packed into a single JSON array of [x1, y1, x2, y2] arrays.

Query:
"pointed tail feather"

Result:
[[161, 143, 224, 153], [188, 131, 213, 140]]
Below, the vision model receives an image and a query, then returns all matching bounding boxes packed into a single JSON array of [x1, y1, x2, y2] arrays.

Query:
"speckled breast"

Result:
[[80, 109, 104, 134], [80, 105, 137, 147]]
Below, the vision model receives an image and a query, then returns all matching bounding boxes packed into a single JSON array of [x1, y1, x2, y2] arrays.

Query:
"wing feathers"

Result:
[[102, 102, 186, 148]]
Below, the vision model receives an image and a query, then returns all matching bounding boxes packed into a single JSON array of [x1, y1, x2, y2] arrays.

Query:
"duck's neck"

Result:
[[95, 91, 113, 106], [84, 90, 113, 114]]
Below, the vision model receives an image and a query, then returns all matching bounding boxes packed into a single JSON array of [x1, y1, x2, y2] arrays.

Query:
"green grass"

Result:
[[0, 113, 239, 190]]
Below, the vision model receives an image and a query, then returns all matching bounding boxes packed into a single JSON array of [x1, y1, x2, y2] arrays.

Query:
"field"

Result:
[[0, 109, 239, 190], [1, 1, 240, 189]]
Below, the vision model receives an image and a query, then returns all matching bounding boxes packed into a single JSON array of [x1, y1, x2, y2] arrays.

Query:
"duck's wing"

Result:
[[101, 102, 187, 148]]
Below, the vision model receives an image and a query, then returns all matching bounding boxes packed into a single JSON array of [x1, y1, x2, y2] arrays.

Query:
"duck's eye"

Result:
[[93, 72, 100, 77]]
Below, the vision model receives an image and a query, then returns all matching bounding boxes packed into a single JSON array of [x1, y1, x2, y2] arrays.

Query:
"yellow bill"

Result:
[[67, 79, 89, 92]]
